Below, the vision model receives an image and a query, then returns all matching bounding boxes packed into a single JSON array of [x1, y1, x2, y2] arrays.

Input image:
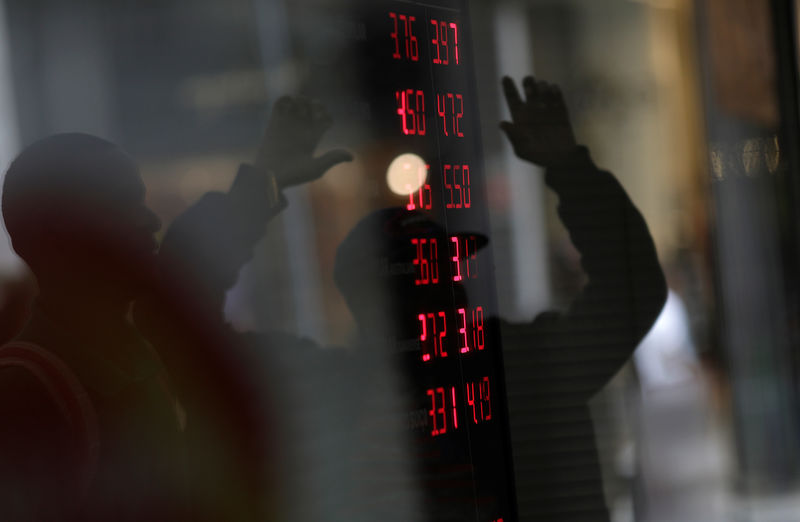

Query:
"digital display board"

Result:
[[346, 1, 518, 520]]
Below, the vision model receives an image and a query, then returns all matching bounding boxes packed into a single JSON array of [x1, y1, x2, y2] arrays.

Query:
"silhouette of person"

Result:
[[323, 76, 667, 521], [498, 76, 667, 521], [238, 74, 666, 521], [0, 96, 350, 521], [0, 268, 35, 345]]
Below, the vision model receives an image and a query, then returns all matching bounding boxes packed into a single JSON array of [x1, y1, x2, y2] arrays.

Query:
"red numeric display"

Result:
[[384, 6, 512, 515], [466, 376, 492, 424], [443, 164, 471, 209], [436, 92, 464, 137], [406, 164, 432, 210], [390, 12, 419, 61], [412, 237, 439, 285], [419, 305, 484, 361], [430, 19, 460, 65], [427, 385, 459, 436], [426, 377, 493, 436], [419, 311, 447, 362], [450, 235, 479, 282], [396, 89, 426, 135], [457, 306, 485, 354]]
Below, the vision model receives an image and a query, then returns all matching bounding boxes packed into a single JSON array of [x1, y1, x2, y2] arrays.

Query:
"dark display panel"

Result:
[[349, 1, 517, 520]]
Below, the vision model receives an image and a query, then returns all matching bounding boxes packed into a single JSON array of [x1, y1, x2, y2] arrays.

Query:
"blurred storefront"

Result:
[[2, 0, 800, 520]]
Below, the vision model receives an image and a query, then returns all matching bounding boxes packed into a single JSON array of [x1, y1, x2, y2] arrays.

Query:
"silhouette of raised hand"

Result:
[[500, 76, 577, 167], [254, 95, 352, 189]]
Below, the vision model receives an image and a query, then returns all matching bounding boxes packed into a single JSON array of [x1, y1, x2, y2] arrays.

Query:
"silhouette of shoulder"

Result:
[[0, 364, 72, 440], [0, 363, 78, 518]]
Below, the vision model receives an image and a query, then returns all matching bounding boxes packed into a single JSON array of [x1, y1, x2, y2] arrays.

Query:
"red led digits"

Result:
[[389, 12, 419, 61], [431, 20, 440, 64], [407, 184, 431, 210], [425, 378, 490, 436], [439, 21, 448, 64], [417, 91, 426, 134], [451, 386, 458, 429], [450, 235, 478, 280], [390, 13, 400, 58], [451, 237, 462, 282], [444, 165, 453, 207], [472, 306, 484, 350], [436, 92, 464, 137], [426, 386, 459, 437], [448, 93, 455, 135], [431, 239, 439, 283], [407, 164, 432, 211], [453, 165, 462, 208], [462, 165, 470, 207], [436, 387, 446, 434], [453, 304, 486, 354], [456, 94, 464, 136], [430, 19, 460, 65], [427, 386, 448, 436], [412, 239, 427, 284], [396, 90, 409, 134], [420, 306, 483, 361], [396, 89, 426, 136], [466, 381, 478, 423], [437, 311, 447, 357], [465, 377, 493, 424], [419, 314, 430, 361], [419, 310, 447, 362], [458, 307, 469, 353], [412, 238, 439, 285], [444, 164, 470, 209], [449, 22, 459, 64], [436, 94, 447, 136], [480, 376, 492, 421], [427, 388, 439, 435], [406, 15, 419, 60]]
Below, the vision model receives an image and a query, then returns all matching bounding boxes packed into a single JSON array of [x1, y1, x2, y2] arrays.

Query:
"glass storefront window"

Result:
[[1, 0, 800, 520]]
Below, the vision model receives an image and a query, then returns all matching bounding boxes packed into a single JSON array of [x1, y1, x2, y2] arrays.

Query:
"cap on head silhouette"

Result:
[[334, 207, 485, 338]]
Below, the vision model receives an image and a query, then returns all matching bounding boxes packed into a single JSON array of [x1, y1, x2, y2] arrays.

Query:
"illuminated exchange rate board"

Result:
[[287, 0, 518, 519], [348, 1, 519, 521]]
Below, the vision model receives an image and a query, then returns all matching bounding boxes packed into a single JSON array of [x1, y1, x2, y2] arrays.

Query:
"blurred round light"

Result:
[[386, 153, 427, 196]]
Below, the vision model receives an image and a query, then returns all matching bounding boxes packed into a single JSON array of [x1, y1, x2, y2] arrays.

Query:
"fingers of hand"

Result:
[[540, 82, 563, 104], [501, 76, 524, 118], [522, 76, 539, 103], [506, 76, 560, 122], [522, 76, 564, 108], [272, 96, 335, 149], [269, 96, 297, 135]]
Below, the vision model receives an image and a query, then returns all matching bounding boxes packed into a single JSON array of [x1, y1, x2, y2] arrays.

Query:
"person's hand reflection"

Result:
[[254, 95, 353, 188], [500, 76, 577, 167]]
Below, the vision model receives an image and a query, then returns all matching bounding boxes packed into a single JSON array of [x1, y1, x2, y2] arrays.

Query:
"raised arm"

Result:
[[500, 76, 667, 397], [131, 97, 351, 520], [154, 96, 352, 317], [135, 94, 352, 428]]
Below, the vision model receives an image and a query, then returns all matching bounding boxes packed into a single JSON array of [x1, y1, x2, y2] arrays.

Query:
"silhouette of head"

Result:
[[2, 133, 161, 304]]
